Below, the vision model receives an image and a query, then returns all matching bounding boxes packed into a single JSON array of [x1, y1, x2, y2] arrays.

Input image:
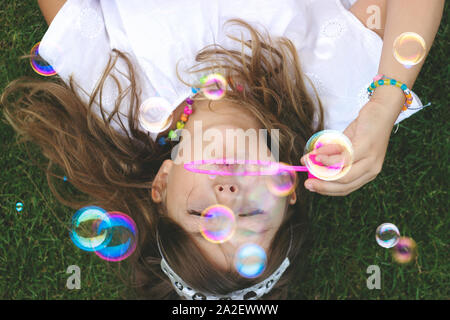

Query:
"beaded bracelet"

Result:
[[157, 87, 199, 146], [367, 74, 413, 111]]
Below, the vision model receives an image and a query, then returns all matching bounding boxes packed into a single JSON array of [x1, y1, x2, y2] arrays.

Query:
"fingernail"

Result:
[[305, 182, 314, 191]]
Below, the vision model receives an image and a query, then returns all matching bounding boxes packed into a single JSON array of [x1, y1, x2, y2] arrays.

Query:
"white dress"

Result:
[[39, 0, 427, 141]]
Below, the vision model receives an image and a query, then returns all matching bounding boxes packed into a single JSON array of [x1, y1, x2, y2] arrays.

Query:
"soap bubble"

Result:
[[201, 73, 227, 100], [304, 130, 353, 181], [376, 223, 400, 248], [200, 205, 236, 243], [29, 42, 57, 76], [393, 32, 427, 68], [265, 166, 297, 197], [15, 202, 24, 212], [70, 206, 112, 252], [392, 237, 417, 264], [94, 212, 137, 262], [139, 97, 173, 133], [235, 243, 267, 278]]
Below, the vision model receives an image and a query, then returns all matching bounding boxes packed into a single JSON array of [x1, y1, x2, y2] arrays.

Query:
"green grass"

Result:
[[1, 1, 448, 300]]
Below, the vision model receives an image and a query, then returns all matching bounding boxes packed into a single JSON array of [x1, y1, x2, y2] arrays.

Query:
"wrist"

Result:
[[368, 85, 405, 119]]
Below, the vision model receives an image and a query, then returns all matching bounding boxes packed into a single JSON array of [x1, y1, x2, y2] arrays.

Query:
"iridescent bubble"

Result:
[[393, 32, 427, 68], [201, 73, 227, 100], [265, 165, 297, 197], [29, 42, 57, 76], [235, 243, 267, 278], [200, 205, 236, 244], [15, 202, 24, 212], [392, 237, 417, 264], [94, 212, 137, 262], [304, 130, 353, 181], [70, 206, 112, 252], [138, 97, 173, 133], [376, 223, 400, 248]]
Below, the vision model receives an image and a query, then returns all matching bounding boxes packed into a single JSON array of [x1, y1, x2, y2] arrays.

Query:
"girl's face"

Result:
[[152, 98, 297, 271]]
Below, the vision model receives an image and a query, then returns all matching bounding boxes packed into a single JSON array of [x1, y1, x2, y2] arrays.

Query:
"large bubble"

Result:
[[30, 42, 57, 76], [264, 165, 297, 197], [94, 212, 138, 262], [393, 32, 427, 68], [234, 243, 267, 278], [304, 130, 353, 181], [200, 205, 236, 244], [138, 97, 173, 133], [70, 206, 112, 252], [376, 223, 400, 249]]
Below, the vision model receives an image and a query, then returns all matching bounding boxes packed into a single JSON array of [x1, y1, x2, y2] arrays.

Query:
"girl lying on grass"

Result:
[[1, 0, 444, 299]]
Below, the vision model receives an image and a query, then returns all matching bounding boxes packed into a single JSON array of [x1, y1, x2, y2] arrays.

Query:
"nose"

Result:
[[214, 183, 239, 194], [214, 182, 240, 207], [213, 176, 242, 205]]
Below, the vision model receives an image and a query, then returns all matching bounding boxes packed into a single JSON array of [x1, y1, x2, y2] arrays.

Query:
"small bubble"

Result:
[[200, 205, 236, 244], [393, 32, 427, 68], [376, 223, 400, 248], [392, 237, 417, 264], [235, 243, 267, 278], [265, 166, 297, 197], [201, 73, 227, 100], [15, 202, 24, 212]]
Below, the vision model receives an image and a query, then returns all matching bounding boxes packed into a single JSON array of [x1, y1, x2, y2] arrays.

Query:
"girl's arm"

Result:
[[302, 0, 445, 196], [37, 0, 67, 25], [369, 0, 445, 123]]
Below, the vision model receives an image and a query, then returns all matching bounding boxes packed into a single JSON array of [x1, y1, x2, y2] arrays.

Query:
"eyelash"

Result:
[[188, 209, 263, 217]]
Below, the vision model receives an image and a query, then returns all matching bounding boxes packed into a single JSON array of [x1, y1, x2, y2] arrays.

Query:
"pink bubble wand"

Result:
[[183, 159, 324, 179]]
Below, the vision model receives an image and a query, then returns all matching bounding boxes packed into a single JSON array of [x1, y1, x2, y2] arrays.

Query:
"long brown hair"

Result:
[[1, 19, 324, 299]]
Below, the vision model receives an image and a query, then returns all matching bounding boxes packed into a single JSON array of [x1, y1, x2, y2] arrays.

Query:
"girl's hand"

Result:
[[300, 100, 396, 196]]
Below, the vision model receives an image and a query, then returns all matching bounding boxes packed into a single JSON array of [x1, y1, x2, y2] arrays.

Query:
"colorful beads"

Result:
[[373, 74, 383, 82], [184, 105, 193, 115], [176, 121, 185, 129], [367, 75, 413, 112], [168, 130, 177, 140], [158, 87, 197, 146], [158, 137, 167, 146]]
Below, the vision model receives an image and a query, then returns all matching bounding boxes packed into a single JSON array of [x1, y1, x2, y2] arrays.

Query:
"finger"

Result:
[[315, 154, 345, 167], [314, 143, 345, 155], [302, 151, 353, 172], [305, 169, 377, 196], [304, 158, 372, 191]]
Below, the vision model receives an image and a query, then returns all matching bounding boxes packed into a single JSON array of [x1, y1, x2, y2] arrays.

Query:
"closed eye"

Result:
[[187, 210, 202, 216], [239, 209, 264, 217], [188, 209, 264, 217]]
